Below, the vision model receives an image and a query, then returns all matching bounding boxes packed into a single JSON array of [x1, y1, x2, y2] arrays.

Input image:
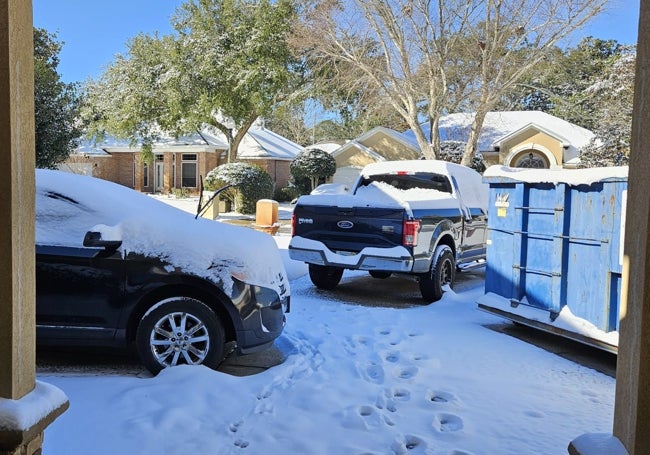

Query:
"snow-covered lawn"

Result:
[[39, 232, 615, 454]]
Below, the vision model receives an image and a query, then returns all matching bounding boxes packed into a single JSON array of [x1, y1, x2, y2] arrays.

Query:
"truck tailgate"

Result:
[[294, 204, 405, 252]]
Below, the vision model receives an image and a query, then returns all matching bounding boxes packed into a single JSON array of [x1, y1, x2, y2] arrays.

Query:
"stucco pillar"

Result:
[[0, 1, 68, 453], [611, 0, 650, 452]]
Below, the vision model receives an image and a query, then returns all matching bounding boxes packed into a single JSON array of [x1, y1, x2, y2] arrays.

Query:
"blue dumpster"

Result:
[[477, 165, 628, 352]]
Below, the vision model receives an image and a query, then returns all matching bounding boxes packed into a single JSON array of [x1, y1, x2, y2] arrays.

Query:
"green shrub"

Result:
[[205, 162, 274, 214], [273, 185, 301, 202], [290, 148, 336, 193]]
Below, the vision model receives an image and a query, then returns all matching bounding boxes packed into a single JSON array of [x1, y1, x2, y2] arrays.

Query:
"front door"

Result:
[[155, 162, 164, 192]]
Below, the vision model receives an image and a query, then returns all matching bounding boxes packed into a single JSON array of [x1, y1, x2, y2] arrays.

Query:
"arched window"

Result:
[[513, 151, 548, 168]]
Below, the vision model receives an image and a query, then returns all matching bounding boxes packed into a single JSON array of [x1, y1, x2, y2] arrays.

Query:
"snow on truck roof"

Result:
[[361, 160, 487, 211], [298, 160, 488, 215]]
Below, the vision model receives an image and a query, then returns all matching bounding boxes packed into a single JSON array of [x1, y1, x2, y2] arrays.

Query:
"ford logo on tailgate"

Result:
[[337, 220, 354, 229]]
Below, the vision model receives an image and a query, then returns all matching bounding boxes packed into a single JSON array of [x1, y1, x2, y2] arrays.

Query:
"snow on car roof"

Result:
[[35, 169, 288, 296]]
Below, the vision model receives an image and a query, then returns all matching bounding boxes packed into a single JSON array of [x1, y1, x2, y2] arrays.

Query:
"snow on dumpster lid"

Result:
[[483, 165, 628, 185]]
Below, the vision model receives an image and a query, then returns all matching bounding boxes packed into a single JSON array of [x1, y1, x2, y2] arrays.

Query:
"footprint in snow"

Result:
[[428, 390, 456, 404], [391, 388, 411, 401], [395, 366, 418, 380], [364, 364, 385, 384], [432, 413, 464, 433], [228, 421, 243, 433], [391, 434, 429, 454], [357, 405, 383, 428], [234, 439, 249, 448], [384, 351, 400, 363]]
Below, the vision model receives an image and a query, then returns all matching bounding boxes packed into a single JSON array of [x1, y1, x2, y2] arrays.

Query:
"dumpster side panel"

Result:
[[484, 183, 519, 299], [482, 170, 627, 348]]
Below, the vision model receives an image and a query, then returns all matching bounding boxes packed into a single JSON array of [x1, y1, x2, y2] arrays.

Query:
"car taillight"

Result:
[[403, 220, 420, 247], [291, 213, 297, 237]]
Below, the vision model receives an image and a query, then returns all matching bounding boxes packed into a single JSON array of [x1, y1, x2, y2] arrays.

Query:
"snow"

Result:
[[402, 111, 595, 161], [21, 180, 617, 453], [569, 433, 628, 455], [35, 235, 616, 454], [483, 164, 629, 185], [35, 169, 288, 297], [296, 160, 488, 218], [0, 381, 68, 431], [477, 292, 619, 347]]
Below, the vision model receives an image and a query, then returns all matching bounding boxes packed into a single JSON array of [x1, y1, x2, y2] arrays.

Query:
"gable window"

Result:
[[181, 154, 198, 188], [513, 151, 548, 169]]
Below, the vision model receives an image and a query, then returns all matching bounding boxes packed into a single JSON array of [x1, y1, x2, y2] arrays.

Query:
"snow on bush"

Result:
[[205, 162, 274, 214]]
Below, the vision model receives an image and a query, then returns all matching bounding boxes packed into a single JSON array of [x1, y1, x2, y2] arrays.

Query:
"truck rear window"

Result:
[[360, 173, 453, 194]]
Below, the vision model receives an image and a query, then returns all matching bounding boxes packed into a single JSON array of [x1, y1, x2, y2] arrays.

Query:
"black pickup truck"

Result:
[[288, 160, 488, 302]]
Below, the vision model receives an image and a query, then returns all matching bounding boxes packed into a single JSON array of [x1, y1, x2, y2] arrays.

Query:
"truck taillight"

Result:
[[403, 220, 420, 246], [291, 213, 297, 237]]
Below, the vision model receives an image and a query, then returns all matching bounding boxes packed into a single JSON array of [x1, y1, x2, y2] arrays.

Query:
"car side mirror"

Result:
[[83, 231, 122, 250]]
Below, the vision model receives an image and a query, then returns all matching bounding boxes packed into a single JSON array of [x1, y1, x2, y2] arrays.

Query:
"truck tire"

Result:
[[309, 264, 343, 290], [419, 245, 455, 303]]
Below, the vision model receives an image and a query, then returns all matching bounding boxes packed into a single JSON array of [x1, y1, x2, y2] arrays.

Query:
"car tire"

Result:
[[419, 245, 455, 303], [369, 270, 392, 279], [136, 297, 225, 375], [308, 264, 343, 290]]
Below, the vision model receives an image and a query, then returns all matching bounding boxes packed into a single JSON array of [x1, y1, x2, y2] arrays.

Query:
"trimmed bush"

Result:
[[290, 148, 337, 193], [204, 162, 274, 214]]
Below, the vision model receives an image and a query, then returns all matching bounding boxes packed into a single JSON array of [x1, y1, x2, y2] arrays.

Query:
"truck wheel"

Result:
[[419, 245, 455, 303], [309, 264, 343, 290], [369, 270, 392, 279]]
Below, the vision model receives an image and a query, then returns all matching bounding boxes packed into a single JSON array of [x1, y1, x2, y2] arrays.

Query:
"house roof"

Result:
[[72, 126, 301, 160], [331, 126, 421, 161], [402, 111, 594, 152], [237, 127, 303, 161]]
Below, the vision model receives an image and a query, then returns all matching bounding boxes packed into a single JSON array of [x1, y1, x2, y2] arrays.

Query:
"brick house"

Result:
[[61, 126, 303, 194]]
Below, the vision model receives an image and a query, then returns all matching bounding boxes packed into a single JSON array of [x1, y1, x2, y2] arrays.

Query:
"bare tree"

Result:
[[296, 0, 607, 164], [295, 0, 480, 159], [459, 0, 607, 166]]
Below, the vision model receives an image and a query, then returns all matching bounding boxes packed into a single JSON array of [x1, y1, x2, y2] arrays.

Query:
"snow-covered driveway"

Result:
[[40, 241, 615, 454]]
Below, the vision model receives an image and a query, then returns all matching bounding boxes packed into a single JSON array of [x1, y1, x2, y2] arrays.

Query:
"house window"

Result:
[[143, 162, 150, 187], [513, 151, 548, 169], [181, 154, 198, 187]]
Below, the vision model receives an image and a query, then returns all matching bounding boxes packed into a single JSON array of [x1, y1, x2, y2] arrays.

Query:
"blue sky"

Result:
[[33, 0, 640, 84]]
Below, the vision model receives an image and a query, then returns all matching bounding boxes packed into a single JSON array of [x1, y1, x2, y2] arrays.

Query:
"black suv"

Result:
[[35, 170, 290, 374]]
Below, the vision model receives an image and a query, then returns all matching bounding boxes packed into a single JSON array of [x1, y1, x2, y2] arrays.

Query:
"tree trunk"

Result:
[[410, 121, 438, 160], [228, 115, 258, 163], [461, 109, 488, 167]]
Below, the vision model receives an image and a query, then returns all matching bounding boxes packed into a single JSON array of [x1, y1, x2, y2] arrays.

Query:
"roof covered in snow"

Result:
[[402, 111, 595, 153], [237, 127, 303, 161], [73, 126, 302, 161]]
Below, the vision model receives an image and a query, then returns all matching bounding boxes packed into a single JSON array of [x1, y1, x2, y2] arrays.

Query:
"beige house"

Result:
[[410, 111, 595, 169], [327, 112, 595, 188], [61, 127, 302, 194], [325, 126, 421, 188]]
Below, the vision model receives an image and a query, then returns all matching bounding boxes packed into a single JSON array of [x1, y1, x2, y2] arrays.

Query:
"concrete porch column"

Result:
[[0, 1, 68, 453]]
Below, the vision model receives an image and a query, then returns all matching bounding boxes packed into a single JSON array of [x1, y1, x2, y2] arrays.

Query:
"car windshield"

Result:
[[361, 173, 453, 194]]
